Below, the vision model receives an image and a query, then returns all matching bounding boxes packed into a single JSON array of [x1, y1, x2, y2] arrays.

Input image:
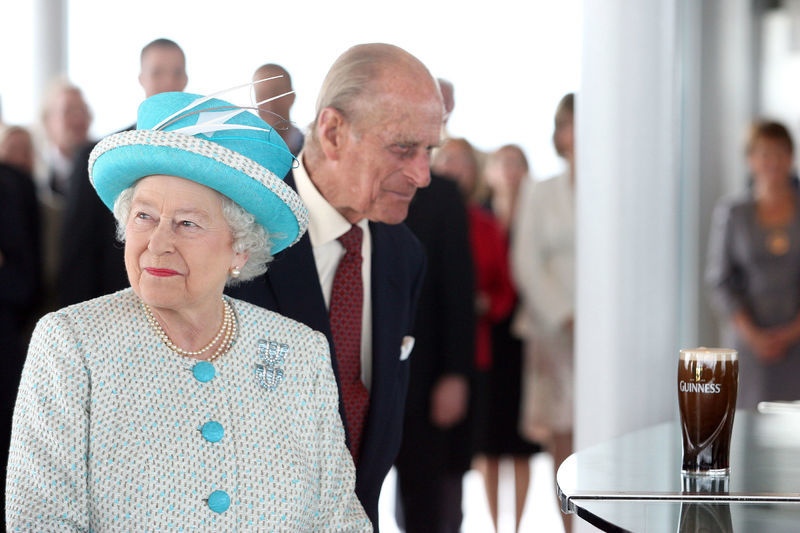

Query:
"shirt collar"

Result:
[[293, 153, 362, 247]]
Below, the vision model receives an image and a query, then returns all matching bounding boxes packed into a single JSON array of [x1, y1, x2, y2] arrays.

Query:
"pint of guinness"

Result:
[[677, 347, 738, 475]]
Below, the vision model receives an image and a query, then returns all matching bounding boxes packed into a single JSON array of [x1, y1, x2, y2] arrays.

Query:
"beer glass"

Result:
[[677, 347, 738, 475]]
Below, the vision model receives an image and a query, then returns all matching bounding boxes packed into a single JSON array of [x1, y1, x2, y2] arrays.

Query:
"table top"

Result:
[[572, 499, 800, 533], [557, 410, 800, 531]]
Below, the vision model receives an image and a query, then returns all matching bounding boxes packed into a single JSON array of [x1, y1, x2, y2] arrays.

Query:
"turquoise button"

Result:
[[208, 490, 230, 513], [201, 421, 224, 443], [192, 361, 216, 383]]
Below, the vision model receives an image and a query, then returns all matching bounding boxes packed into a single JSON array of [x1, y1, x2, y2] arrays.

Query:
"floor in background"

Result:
[[379, 453, 567, 533]]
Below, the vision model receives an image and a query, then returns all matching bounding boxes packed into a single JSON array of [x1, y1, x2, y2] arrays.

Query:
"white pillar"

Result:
[[32, 0, 68, 111], [574, 0, 756, 452]]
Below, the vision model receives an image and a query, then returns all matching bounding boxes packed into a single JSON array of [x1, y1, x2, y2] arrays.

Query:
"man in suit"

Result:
[[395, 173, 475, 533], [58, 38, 188, 307], [228, 42, 444, 529], [0, 162, 42, 527], [39, 79, 93, 198]]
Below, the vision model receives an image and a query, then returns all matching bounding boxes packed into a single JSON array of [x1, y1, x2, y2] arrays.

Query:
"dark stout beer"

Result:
[[677, 348, 738, 475]]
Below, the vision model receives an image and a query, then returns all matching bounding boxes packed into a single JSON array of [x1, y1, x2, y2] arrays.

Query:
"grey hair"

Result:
[[307, 43, 438, 147], [113, 185, 272, 286]]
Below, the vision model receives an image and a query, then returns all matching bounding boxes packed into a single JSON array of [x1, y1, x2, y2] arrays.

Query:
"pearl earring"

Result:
[[230, 266, 241, 278]]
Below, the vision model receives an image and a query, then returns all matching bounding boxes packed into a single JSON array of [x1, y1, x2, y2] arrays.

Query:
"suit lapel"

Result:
[[266, 172, 332, 339], [360, 222, 403, 449], [266, 234, 332, 339], [269, 180, 409, 488]]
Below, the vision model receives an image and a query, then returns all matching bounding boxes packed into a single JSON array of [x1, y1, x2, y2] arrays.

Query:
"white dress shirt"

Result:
[[293, 156, 374, 391]]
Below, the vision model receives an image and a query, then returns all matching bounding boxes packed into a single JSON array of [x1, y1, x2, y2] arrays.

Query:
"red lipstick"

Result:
[[145, 268, 179, 277]]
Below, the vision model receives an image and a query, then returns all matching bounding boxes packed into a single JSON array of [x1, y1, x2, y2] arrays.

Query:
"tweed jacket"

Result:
[[6, 288, 371, 532]]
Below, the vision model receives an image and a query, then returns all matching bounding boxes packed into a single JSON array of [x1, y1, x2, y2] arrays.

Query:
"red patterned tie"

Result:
[[329, 224, 369, 464]]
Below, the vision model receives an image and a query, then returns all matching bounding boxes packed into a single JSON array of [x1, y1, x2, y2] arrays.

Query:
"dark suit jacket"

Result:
[[0, 164, 43, 320], [396, 175, 476, 480], [58, 131, 133, 307], [402, 175, 475, 411], [227, 172, 426, 529], [0, 164, 41, 527]]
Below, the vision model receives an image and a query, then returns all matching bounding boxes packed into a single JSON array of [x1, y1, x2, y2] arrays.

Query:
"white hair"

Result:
[[113, 185, 272, 285]]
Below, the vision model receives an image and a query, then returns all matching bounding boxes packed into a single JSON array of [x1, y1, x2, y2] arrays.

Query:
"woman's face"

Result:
[[124, 175, 247, 312], [485, 147, 527, 195], [553, 110, 575, 161], [431, 140, 478, 198], [748, 137, 793, 188]]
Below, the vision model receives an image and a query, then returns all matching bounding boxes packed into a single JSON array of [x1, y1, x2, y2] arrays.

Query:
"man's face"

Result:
[[0, 129, 34, 174], [253, 71, 293, 127], [139, 47, 188, 98], [322, 87, 444, 225], [45, 88, 91, 155]]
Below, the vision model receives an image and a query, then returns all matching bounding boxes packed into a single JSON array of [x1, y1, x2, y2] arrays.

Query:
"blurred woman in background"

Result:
[[512, 93, 576, 533], [706, 119, 800, 409]]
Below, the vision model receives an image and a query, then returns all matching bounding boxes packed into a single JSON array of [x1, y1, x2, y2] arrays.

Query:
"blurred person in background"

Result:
[[58, 38, 189, 308], [512, 93, 576, 533], [398, 143, 475, 532], [38, 79, 92, 199], [433, 137, 534, 532], [706, 119, 800, 409], [484, 144, 530, 232], [252, 63, 304, 155], [36, 81, 93, 317], [0, 124, 44, 335], [0, 147, 41, 528], [0, 125, 35, 176], [476, 143, 543, 532], [138, 38, 189, 102]]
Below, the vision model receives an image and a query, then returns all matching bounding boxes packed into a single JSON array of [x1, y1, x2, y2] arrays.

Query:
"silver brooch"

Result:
[[255, 338, 288, 391]]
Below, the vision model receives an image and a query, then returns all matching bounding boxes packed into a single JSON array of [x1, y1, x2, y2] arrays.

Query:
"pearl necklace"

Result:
[[142, 298, 237, 362]]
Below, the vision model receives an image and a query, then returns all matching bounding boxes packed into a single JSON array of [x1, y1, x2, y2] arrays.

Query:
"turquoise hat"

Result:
[[89, 91, 307, 254]]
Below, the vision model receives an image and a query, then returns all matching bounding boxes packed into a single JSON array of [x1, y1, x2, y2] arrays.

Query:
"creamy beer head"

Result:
[[679, 348, 737, 395], [677, 347, 739, 476], [679, 347, 737, 363]]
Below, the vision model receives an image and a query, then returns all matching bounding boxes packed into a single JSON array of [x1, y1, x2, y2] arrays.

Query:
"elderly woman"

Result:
[[5, 91, 371, 531]]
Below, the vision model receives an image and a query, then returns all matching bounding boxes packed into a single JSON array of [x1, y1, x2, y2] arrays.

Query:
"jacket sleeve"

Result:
[[6, 312, 91, 532], [434, 186, 476, 377], [705, 199, 746, 318], [311, 331, 373, 532]]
